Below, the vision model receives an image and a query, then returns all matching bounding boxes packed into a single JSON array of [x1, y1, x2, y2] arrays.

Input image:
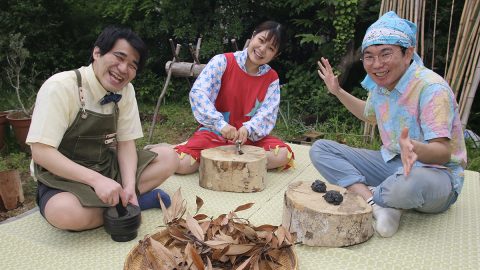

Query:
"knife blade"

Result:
[[235, 140, 244, 155]]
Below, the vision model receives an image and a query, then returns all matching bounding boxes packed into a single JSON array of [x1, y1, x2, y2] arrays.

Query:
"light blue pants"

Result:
[[309, 140, 457, 213]]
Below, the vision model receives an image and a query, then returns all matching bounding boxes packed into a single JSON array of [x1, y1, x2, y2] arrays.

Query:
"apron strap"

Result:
[[73, 69, 88, 119]]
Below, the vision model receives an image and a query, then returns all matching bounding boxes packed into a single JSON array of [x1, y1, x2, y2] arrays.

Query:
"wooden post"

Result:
[[0, 170, 24, 211], [243, 39, 250, 50], [199, 145, 266, 192], [148, 40, 181, 143], [461, 40, 480, 127], [282, 181, 373, 247], [148, 37, 206, 143], [231, 39, 239, 51]]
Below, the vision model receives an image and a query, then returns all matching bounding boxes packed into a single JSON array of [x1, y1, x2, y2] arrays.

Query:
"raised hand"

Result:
[[399, 127, 417, 176], [317, 57, 341, 96]]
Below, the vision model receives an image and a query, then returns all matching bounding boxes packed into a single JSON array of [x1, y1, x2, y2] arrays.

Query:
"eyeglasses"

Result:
[[360, 48, 402, 66]]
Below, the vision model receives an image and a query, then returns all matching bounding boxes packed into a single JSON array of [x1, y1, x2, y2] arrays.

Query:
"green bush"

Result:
[[0, 0, 477, 159], [0, 152, 30, 172], [466, 140, 480, 172]]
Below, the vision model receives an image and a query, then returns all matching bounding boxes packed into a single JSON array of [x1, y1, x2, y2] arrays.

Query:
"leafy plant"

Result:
[[296, 33, 326, 46], [332, 0, 358, 62], [466, 140, 480, 172], [0, 152, 29, 172], [4, 33, 37, 117]]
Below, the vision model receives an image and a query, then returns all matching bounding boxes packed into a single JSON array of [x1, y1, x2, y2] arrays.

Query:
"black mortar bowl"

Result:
[[103, 204, 141, 242]]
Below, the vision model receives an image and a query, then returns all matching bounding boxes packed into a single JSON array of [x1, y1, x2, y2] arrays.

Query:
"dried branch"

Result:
[[4, 33, 36, 117]]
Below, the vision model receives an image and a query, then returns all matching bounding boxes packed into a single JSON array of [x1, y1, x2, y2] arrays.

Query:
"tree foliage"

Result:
[[0, 0, 475, 131]]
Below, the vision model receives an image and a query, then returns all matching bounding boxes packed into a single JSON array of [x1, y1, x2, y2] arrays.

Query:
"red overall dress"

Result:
[[175, 53, 294, 169]]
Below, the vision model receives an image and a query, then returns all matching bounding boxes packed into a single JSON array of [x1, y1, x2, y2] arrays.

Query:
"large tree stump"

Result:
[[0, 170, 24, 211], [199, 145, 267, 192], [282, 181, 373, 247]]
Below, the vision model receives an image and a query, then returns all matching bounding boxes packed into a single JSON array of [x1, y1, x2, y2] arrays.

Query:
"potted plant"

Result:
[[0, 152, 27, 211], [4, 33, 38, 152]]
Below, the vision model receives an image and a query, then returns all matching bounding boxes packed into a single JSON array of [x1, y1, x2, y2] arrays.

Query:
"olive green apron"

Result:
[[34, 69, 156, 207]]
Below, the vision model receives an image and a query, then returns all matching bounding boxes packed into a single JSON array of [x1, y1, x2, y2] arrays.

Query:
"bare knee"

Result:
[[176, 154, 199, 174], [138, 146, 180, 192], [44, 193, 103, 231], [149, 146, 180, 174], [266, 147, 290, 169]]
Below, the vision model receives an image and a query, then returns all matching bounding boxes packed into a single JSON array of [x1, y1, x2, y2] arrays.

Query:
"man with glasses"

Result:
[[311, 11, 467, 237]]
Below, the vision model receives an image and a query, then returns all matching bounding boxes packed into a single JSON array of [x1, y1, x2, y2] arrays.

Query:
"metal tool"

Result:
[[235, 140, 244, 155]]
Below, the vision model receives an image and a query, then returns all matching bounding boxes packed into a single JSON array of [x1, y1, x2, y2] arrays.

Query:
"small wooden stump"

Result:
[[289, 131, 324, 146], [282, 181, 373, 247], [199, 145, 266, 192], [0, 170, 25, 211]]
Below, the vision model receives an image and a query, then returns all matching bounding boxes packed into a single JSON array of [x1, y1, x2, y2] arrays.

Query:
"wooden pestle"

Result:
[[115, 199, 128, 217]]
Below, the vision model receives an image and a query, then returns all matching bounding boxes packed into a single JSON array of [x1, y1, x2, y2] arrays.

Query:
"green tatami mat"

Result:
[[1, 144, 478, 269]]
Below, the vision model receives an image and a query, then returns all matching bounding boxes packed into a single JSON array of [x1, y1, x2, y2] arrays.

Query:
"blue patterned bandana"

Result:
[[361, 11, 423, 91], [362, 11, 417, 52]]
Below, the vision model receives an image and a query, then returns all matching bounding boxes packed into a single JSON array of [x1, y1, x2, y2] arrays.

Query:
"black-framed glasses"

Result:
[[360, 48, 402, 66]]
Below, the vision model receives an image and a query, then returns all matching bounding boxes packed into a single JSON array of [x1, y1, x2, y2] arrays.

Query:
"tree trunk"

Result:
[[164, 61, 206, 78], [0, 170, 24, 211], [282, 181, 373, 247], [338, 42, 362, 86], [199, 145, 267, 192]]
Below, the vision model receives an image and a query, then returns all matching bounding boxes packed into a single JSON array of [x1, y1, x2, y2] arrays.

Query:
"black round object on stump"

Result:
[[103, 204, 141, 242]]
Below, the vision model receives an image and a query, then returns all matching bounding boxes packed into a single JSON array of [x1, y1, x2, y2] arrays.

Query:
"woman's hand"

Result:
[[237, 126, 249, 144], [221, 124, 238, 141], [317, 57, 341, 96]]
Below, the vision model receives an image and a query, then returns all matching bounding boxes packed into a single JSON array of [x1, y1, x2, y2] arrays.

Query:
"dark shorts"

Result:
[[36, 181, 65, 217], [34, 149, 156, 208]]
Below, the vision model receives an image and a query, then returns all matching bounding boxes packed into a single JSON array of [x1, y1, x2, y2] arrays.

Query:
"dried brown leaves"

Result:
[[138, 188, 296, 270]]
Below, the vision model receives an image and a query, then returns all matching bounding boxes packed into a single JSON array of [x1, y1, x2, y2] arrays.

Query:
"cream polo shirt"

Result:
[[27, 64, 143, 148]]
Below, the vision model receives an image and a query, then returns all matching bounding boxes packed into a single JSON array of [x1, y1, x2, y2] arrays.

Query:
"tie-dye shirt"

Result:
[[362, 61, 467, 194], [189, 49, 280, 141]]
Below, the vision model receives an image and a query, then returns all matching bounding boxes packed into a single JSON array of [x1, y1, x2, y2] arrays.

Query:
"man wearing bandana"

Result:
[[311, 11, 467, 237], [27, 26, 178, 231]]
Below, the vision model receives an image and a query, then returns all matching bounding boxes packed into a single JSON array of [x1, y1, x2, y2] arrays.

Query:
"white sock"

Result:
[[372, 204, 402, 237], [367, 196, 375, 206]]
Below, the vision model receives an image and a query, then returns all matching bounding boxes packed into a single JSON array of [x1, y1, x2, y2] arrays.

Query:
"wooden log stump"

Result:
[[282, 181, 373, 247], [199, 145, 266, 192], [165, 61, 206, 78], [0, 170, 24, 211]]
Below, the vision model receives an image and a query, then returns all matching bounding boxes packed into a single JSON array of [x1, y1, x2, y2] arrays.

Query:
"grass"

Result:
[[466, 142, 480, 172], [136, 101, 198, 147]]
